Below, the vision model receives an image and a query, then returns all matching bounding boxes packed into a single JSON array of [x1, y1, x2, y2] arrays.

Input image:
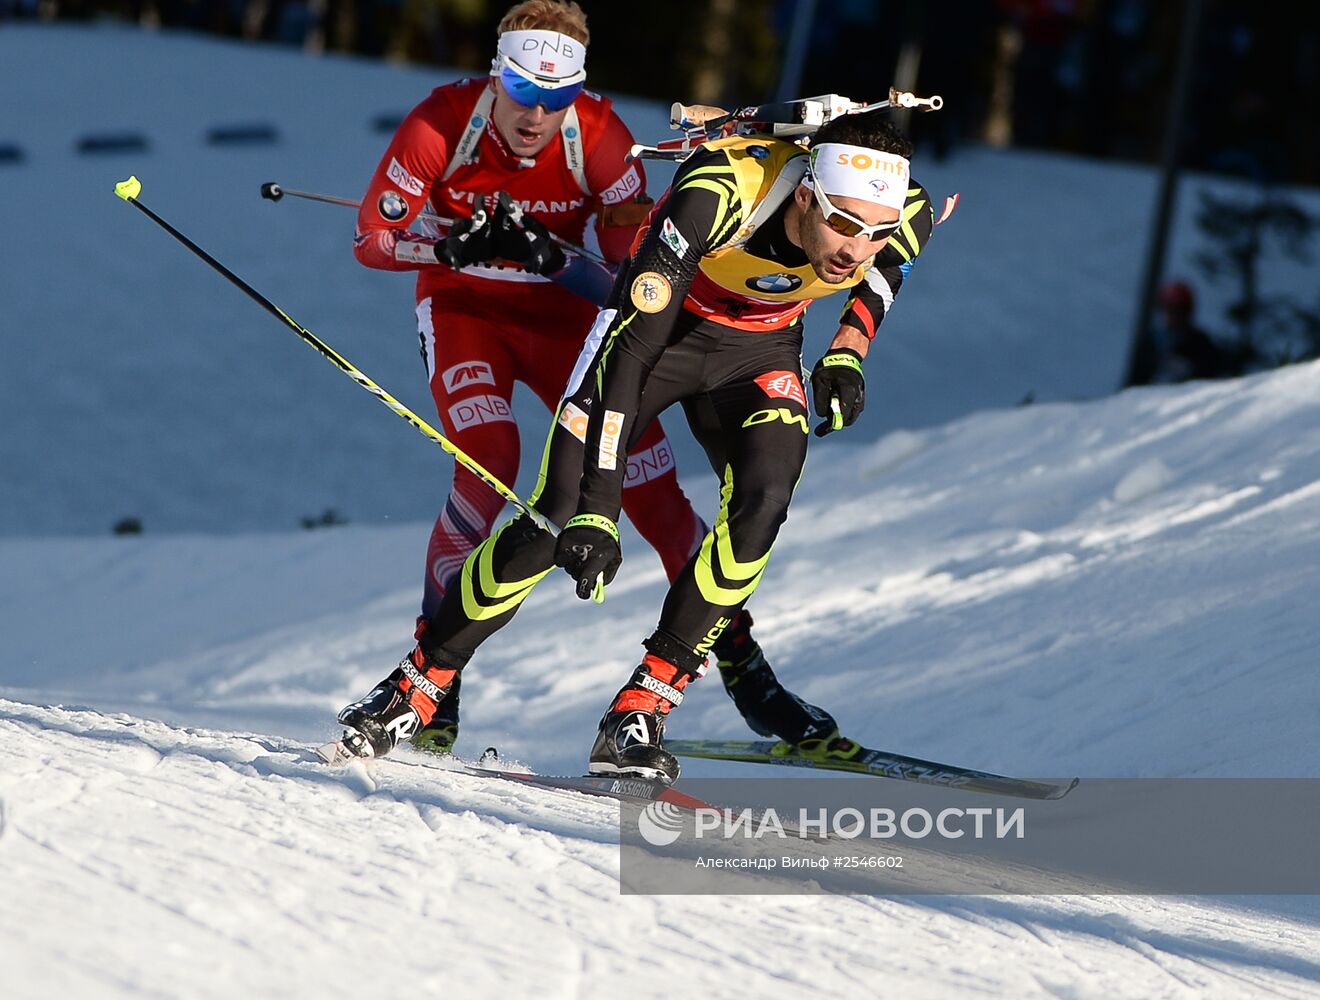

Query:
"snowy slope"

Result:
[[4, 360, 1320, 998], [4, 23, 1320, 1000], [5, 703, 1319, 1000]]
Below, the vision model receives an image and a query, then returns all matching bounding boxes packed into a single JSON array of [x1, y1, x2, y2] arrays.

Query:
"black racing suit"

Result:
[[421, 141, 934, 677]]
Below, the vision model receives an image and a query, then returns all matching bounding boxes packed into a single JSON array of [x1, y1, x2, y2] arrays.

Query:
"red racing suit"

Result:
[[355, 77, 705, 615]]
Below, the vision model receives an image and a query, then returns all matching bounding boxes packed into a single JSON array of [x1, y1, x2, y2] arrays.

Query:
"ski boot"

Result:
[[590, 644, 702, 785], [410, 672, 461, 755], [712, 610, 839, 745], [336, 626, 459, 759]]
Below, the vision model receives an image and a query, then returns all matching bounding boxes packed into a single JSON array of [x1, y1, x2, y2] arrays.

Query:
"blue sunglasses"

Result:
[[497, 60, 585, 112]]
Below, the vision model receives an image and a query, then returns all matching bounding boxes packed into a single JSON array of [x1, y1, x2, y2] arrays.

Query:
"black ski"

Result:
[[664, 738, 1079, 800]]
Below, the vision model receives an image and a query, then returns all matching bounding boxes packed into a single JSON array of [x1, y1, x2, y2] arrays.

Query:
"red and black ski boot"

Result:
[[589, 646, 701, 784], [336, 621, 459, 759], [712, 610, 838, 744]]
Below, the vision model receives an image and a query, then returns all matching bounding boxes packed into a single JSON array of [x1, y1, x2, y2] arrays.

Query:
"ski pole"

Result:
[[259, 181, 609, 265], [261, 180, 447, 220], [113, 175, 608, 604]]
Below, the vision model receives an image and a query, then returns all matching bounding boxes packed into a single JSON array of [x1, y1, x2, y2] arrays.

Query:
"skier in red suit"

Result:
[[346, 0, 828, 761], [352, 0, 706, 752]]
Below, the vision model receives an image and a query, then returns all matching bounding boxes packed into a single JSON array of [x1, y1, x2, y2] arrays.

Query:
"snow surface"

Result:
[[3, 23, 1320, 1000]]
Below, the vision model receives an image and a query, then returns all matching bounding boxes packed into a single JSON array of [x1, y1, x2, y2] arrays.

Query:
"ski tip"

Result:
[[113, 175, 142, 201], [1039, 777, 1081, 800]]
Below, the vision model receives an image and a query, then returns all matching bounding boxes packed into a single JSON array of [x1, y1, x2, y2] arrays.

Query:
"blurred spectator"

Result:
[[998, 0, 1082, 149], [1128, 280, 1227, 385], [912, 0, 998, 160], [1077, 0, 1161, 160]]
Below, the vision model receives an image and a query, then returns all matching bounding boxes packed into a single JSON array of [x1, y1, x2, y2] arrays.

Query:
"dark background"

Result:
[[5, 0, 1316, 187]]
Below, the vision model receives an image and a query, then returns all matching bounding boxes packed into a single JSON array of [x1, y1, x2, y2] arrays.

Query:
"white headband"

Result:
[[496, 29, 587, 82], [808, 143, 910, 213]]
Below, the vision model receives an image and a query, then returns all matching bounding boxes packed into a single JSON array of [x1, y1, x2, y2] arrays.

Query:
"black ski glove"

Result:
[[810, 347, 866, 437], [554, 514, 622, 601], [492, 191, 567, 275], [439, 197, 497, 269]]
